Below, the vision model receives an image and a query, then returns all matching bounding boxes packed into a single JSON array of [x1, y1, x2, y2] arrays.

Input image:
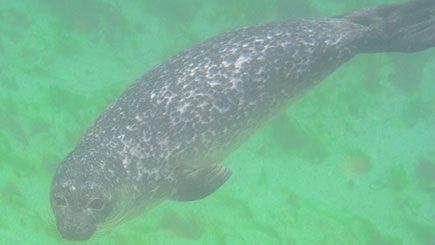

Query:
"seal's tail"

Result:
[[340, 0, 435, 53]]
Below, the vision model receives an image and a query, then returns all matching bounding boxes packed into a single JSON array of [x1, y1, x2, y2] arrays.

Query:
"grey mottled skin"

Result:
[[50, 0, 435, 241]]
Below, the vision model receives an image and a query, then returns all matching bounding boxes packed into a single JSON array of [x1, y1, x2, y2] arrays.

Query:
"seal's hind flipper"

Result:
[[339, 0, 435, 53], [170, 164, 232, 202]]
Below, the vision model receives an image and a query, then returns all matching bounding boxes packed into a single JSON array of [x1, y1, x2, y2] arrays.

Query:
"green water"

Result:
[[0, 0, 434, 244]]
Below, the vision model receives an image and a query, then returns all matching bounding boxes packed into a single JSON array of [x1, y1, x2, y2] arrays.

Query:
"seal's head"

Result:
[[50, 151, 116, 241], [50, 142, 169, 241]]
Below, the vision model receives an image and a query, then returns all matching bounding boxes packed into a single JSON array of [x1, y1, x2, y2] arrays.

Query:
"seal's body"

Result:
[[50, 0, 435, 241]]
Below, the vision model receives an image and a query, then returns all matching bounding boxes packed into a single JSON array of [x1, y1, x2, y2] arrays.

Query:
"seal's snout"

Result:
[[56, 218, 96, 241]]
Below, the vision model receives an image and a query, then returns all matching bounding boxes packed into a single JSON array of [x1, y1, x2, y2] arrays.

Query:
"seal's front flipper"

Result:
[[170, 164, 232, 202]]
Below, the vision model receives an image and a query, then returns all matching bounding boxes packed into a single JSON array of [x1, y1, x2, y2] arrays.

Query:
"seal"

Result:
[[50, 0, 435, 241]]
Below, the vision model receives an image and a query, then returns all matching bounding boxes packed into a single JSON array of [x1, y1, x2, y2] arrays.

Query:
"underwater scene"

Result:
[[0, 0, 434, 244]]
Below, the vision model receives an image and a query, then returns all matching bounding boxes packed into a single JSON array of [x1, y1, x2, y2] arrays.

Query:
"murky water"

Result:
[[0, 0, 434, 244]]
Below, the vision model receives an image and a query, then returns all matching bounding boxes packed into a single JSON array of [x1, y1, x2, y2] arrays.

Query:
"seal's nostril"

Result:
[[57, 218, 97, 241]]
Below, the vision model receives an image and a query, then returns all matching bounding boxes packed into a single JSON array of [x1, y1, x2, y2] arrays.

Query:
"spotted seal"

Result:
[[50, 0, 435, 241]]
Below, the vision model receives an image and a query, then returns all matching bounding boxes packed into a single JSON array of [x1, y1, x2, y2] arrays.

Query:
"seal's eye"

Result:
[[54, 197, 67, 207], [89, 199, 104, 210]]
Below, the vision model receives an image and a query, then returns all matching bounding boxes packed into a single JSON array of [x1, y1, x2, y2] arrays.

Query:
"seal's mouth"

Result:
[[61, 231, 94, 241], [56, 219, 97, 241]]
